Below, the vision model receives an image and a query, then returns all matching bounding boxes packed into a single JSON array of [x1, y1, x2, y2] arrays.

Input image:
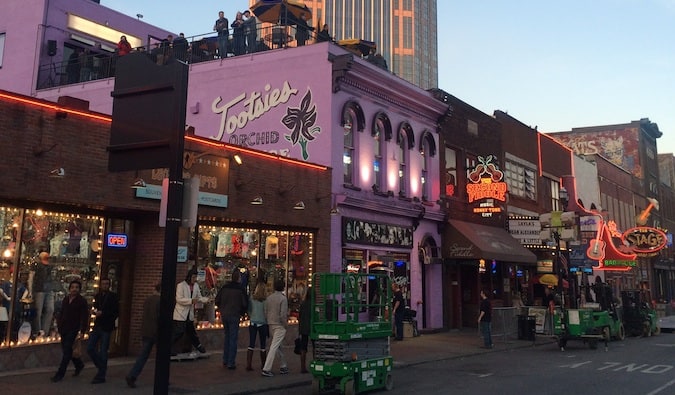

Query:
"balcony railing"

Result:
[[36, 26, 333, 90]]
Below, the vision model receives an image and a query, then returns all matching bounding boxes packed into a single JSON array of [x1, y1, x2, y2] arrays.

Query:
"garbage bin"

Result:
[[517, 315, 536, 341]]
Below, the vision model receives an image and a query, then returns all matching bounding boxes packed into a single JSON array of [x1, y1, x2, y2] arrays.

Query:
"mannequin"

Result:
[[79, 234, 89, 259], [49, 232, 65, 257]]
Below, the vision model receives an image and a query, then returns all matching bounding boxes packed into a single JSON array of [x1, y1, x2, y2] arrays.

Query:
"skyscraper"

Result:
[[250, 0, 438, 89]]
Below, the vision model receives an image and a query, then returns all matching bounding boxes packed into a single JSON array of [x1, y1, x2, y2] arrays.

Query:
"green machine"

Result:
[[551, 307, 625, 350], [310, 273, 394, 395]]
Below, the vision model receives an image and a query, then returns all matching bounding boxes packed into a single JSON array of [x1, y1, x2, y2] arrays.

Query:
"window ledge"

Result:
[[343, 183, 361, 191]]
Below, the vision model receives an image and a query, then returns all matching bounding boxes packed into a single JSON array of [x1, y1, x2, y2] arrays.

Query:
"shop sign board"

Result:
[[107, 233, 128, 248], [135, 151, 229, 208], [508, 219, 541, 245], [467, 155, 507, 218], [537, 259, 554, 273], [342, 218, 413, 248], [621, 226, 667, 257]]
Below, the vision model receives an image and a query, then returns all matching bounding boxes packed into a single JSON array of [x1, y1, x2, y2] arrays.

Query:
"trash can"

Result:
[[517, 315, 536, 341]]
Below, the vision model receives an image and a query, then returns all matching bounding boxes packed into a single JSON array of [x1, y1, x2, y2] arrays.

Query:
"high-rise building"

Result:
[[250, 0, 438, 89]]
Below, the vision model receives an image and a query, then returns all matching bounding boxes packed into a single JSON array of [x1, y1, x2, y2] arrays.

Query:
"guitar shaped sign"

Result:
[[586, 217, 606, 261]]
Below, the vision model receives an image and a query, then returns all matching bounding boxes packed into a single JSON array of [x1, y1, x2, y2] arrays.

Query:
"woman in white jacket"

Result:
[[172, 269, 209, 356]]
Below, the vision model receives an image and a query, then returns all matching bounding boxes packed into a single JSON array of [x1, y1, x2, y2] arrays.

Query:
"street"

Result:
[[388, 334, 675, 395], [259, 333, 675, 395]]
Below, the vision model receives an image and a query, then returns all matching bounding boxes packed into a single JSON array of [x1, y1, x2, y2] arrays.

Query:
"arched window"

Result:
[[419, 130, 436, 201], [371, 112, 392, 192], [341, 101, 365, 186], [343, 109, 356, 184], [397, 122, 414, 197]]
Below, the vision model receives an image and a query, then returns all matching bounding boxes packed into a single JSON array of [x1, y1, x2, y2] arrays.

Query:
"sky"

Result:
[[104, 0, 675, 153]]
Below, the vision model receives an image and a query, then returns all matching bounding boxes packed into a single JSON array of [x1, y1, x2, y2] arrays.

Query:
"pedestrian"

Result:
[[243, 10, 258, 53], [392, 283, 404, 341], [215, 269, 248, 369], [261, 279, 288, 377], [316, 24, 331, 43], [66, 49, 81, 84], [246, 281, 268, 371], [294, 12, 313, 46], [231, 11, 246, 56], [171, 269, 209, 358], [87, 278, 119, 384], [478, 289, 493, 349], [172, 33, 189, 62], [214, 11, 229, 58], [50, 280, 88, 383], [125, 282, 161, 388], [117, 35, 132, 56], [297, 292, 311, 373]]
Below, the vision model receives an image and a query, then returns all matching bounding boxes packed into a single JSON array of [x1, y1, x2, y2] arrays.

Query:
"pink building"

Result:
[[2, 1, 449, 330]]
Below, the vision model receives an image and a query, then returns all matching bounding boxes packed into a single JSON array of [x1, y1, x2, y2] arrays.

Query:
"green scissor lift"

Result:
[[310, 273, 394, 395]]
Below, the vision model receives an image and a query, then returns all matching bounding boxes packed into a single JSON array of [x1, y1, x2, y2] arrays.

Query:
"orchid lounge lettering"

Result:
[[211, 81, 299, 141], [343, 218, 413, 248]]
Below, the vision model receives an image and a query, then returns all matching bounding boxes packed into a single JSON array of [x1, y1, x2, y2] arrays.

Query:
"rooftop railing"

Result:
[[36, 25, 334, 90]]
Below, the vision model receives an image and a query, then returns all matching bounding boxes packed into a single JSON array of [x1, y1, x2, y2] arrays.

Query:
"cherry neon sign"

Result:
[[466, 155, 507, 204]]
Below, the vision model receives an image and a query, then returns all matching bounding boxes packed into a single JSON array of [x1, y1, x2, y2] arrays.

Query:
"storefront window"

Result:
[[194, 225, 313, 327], [1, 207, 103, 347]]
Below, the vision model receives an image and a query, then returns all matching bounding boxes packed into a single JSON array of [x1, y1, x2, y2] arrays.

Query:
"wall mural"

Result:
[[553, 127, 642, 178], [282, 90, 321, 160]]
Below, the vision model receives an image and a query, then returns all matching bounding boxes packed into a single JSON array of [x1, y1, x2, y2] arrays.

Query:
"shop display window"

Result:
[[342, 249, 411, 310], [1, 207, 103, 347], [193, 225, 313, 328]]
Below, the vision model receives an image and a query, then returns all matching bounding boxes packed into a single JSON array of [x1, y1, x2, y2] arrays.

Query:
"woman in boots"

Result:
[[297, 292, 311, 373], [246, 282, 268, 371]]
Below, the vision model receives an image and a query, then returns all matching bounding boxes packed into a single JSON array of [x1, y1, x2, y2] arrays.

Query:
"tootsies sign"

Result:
[[622, 227, 667, 257]]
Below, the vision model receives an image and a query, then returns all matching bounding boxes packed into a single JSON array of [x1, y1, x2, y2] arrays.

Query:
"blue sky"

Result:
[[104, 0, 675, 153]]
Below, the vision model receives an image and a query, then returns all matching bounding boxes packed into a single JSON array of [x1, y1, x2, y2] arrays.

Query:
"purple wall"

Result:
[[0, 0, 174, 95]]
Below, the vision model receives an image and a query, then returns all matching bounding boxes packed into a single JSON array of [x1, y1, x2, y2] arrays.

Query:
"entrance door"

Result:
[[460, 265, 478, 328]]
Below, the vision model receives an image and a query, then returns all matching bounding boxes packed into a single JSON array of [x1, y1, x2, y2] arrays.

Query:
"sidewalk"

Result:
[[0, 330, 542, 394]]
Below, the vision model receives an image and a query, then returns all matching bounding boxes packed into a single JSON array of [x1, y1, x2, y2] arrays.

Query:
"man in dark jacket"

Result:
[[126, 283, 161, 388], [87, 278, 119, 384], [51, 280, 89, 383], [216, 269, 247, 369]]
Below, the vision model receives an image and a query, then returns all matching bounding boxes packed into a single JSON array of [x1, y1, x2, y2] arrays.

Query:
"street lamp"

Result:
[[539, 187, 575, 307], [557, 188, 569, 305]]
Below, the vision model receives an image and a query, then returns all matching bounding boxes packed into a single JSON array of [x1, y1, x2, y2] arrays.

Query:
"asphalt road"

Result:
[[257, 333, 675, 395], [386, 333, 675, 395]]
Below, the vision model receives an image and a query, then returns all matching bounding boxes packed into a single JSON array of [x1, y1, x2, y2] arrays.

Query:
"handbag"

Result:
[[0, 306, 8, 322], [72, 336, 82, 358], [293, 336, 302, 355]]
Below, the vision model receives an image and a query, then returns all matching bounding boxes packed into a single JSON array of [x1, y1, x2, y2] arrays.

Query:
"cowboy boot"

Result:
[[300, 350, 308, 373], [260, 350, 267, 369], [246, 349, 254, 371]]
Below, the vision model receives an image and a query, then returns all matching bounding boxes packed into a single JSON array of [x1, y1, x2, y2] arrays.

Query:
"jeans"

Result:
[[394, 313, 404, 340], [248, 323, 269, 351], [55, 330, 84, 378], [218, 34, 228, 58], [480, 321, 493, 347], [87, 328, 112, 379], [222, 315, 240, 367], [262, 325, 287, 372], [33, 291, 54, 335], [127, 337, 155, 380]]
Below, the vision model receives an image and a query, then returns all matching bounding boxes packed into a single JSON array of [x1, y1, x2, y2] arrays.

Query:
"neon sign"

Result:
[[107, 234, 128, 248], [622, 227, 667, 256], [466, 155, 507, 203]]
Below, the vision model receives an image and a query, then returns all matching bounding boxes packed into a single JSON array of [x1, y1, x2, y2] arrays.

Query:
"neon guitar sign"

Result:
[[586, 218, 606, 261]]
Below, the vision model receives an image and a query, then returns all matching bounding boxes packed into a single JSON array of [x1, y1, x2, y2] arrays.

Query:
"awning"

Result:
[[444, 219, 537, 264]]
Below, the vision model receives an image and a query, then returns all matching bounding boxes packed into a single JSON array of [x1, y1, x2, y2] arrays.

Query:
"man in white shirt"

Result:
[[171, 269, 209, 358], [261, 279, 288, 377]]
